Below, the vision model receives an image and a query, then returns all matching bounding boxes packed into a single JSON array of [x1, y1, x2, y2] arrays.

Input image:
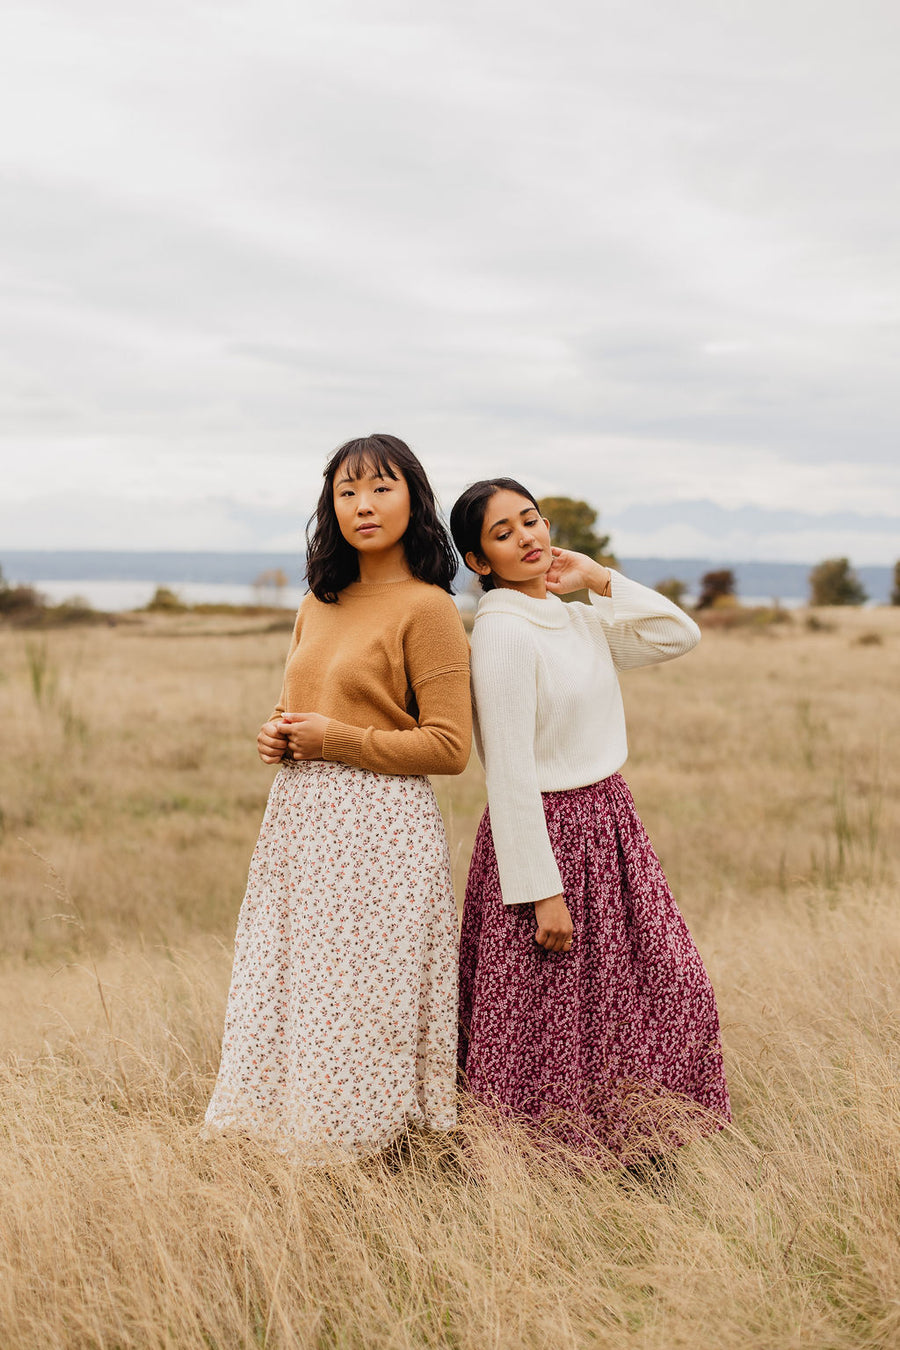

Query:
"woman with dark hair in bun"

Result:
[[449, 477, 730, 1163], [206, 435, 471, 1157]]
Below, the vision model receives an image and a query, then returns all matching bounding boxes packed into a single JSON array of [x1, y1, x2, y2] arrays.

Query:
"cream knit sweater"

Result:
[[470, 570, 701, 907]]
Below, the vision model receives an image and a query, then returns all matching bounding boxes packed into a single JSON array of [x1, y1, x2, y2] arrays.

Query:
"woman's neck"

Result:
[[357, 541, 413, 585], [492, 575, 548, 599]]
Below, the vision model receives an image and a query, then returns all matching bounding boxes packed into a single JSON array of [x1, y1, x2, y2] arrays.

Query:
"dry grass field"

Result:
[[1, 603, 899, 1349]]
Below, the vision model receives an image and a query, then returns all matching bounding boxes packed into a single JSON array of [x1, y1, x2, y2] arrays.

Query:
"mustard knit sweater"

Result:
[[271, 578, 472, 777]]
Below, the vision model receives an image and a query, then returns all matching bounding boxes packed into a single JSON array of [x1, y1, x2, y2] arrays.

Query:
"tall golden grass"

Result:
[[1, 604, 898, 1348]]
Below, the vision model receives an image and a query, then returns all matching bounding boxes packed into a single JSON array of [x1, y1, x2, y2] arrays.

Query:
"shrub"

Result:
[[697, 604, 791, 632], [655, 577, 688, 608], [891, 560, 900, 606], [0, 584, 45, 617], [145, 586, 187, 613], [808, 558, 867, 606], [52, 597, 103, 626], [696, 569, 736, 610]]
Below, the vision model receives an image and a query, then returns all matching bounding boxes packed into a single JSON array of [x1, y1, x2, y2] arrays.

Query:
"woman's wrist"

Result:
[[586, 562, 612, 597]]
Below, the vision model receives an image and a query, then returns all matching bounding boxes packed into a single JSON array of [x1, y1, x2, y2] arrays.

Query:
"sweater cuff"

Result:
[[592, 569, 678, 622], [322, 719, 364, 766], [502, 862, 564, 907]]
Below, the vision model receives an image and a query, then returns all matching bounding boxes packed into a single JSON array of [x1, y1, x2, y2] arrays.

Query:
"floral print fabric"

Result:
[[459, 773, 731, 1160], [206, 760, 459, 1155]]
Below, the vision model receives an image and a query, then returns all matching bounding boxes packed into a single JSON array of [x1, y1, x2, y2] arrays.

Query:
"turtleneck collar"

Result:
[[474, 587, 571, 630]]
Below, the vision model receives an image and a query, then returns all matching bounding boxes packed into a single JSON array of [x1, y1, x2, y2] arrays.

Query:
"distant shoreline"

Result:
[[2, 550, 894, 606]]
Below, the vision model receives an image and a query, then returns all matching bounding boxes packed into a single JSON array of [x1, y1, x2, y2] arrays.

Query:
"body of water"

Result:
[[3, 551, 894, 609], [33, 579, 309, 612]]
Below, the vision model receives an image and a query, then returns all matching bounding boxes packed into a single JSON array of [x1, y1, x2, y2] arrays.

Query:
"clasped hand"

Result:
[[256, 713, 329, 764]]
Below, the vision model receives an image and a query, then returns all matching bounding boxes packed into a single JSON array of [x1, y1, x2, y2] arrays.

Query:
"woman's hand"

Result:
[[279, 712, 329, 761], [534, 894, 574, 953], [545, 548, 611, 597], [257, 719, 288, 765]]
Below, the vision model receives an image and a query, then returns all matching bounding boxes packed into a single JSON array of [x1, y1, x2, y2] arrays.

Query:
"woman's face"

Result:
[[468, 489, 552, 588], [332, 458, 412, 555]]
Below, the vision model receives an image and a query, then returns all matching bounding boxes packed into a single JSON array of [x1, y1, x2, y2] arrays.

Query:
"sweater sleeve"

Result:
[[269, 603, 305, 721], [472, 616, 564, 907], [588, 569, 701, 671], [321, 597, 472, 776]]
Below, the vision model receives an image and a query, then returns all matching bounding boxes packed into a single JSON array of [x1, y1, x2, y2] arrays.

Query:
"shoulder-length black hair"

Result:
[[449, 478, 542, 592], [305, 434, 458, 603]]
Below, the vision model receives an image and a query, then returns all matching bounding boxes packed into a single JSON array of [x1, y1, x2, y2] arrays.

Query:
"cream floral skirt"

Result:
[[205, 760, 459, 1156]]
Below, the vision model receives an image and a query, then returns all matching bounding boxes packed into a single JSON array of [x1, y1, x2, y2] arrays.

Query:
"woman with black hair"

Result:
[[449, 478, 730, 1162], [206, 435, 471, 1156]]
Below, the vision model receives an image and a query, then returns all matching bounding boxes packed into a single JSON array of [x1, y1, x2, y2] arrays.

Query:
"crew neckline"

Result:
[[341, 577, 421, 596]]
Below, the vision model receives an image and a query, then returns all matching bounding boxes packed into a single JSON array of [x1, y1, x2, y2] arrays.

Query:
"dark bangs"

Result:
[[332, 438, 401, 488], [305, 434, 458, 603]]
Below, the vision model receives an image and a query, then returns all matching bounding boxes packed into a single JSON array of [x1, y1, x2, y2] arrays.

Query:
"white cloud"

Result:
[[608, 498, 900, 566], [1, 0, 899, 558]]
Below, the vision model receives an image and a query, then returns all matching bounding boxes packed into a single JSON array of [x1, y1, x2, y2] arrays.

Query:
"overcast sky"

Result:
[[1, 0, 898, 562]]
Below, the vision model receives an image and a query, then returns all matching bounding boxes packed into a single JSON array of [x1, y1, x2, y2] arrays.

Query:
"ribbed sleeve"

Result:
[[471, 616, 564, 908], [590, 571, 701, 670]]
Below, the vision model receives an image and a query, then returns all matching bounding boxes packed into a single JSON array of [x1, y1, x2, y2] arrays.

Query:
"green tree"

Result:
[[808, 558, 867, 607], [891, 560, 900, 606], [696, 569, 736, 610], [537, 497, 615, 563], [655, 577, 688, 609]]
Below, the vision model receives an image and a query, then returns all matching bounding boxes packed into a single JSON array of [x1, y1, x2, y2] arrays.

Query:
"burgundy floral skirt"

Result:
[[458, 773, 731, 1160]]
